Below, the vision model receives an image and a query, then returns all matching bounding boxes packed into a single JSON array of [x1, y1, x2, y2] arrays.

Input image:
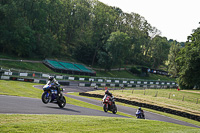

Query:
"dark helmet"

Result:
[[105, 90, 109, 94], [49, 76, 54, 81], [138, 107, 141, 110]]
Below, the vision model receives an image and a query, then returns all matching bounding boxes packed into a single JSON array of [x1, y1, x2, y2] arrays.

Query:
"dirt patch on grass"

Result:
[[181, 90, 200, 94]]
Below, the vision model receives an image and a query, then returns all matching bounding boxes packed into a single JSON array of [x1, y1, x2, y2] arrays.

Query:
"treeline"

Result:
[[1, 0, 199, 89], [0, 0, 172, 69], [168, 26, 200, 89]]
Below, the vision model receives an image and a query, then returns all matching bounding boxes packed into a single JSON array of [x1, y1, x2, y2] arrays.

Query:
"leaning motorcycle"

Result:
[[102, 95, 117, 114], [41, 83, 66, 108], [136, 110, 145, 119]]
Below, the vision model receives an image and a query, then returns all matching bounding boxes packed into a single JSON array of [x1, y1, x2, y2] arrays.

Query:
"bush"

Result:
[[130, 66, 141, 75]]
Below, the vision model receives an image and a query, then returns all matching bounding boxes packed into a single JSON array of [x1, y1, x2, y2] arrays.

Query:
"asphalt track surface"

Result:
[[0, 95, 124, 118], [0, 85, 199, 128]]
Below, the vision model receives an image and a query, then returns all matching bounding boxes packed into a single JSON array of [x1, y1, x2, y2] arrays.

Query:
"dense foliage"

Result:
[[129, 66, 141, 75], [167, 40, 181, 78], [0, 0, 171, 70], [167, 26, 200, 89], [177, 27, 200, 89]]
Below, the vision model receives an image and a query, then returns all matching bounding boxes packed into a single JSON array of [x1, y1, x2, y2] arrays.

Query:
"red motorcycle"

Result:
[[102, 95, 117, 114]]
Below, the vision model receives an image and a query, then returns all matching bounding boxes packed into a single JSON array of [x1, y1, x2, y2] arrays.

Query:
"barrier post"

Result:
[[155, 91, 158, 97], [182, 96, 184, 101], [168, 93, 171, 99]]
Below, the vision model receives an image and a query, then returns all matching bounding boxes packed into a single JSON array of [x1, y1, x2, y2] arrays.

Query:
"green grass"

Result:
[[96, 70, 175, 81], [96, 70, 135, 78], [119, 89, 200, 104], [0, 80, 43, 98], [0, 60, 53, 73], [0, 114, 199, 133]]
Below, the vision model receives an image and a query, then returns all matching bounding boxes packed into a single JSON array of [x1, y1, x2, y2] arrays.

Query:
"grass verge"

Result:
[[96, 70, 175, 81], [0, 114, 199, 133], [0, 60, 53, 73], [0, 80, 43, 98]]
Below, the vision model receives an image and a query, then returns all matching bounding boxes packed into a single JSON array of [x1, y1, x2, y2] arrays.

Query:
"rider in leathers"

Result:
[[47, 76, 61, 96], [104, 90, 114, 107], [136, 107, 145, 118]]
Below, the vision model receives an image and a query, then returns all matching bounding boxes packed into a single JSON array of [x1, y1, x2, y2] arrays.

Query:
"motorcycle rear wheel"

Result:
[[57, 96, 66, 108]]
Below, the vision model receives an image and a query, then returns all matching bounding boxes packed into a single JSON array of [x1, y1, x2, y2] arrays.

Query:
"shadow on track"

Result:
[[46, 106, 81, 113]]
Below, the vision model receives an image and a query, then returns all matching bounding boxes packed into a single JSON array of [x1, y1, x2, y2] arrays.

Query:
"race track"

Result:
[[0, 84, 199, 128], [0, 95, 125, 118]]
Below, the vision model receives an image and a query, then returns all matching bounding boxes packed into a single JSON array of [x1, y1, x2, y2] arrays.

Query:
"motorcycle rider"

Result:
[[105, 89, 114, 104], [47, 76, 61, 96], [136, 107, 145, 118]]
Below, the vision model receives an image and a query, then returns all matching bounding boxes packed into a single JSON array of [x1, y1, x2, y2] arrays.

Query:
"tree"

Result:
[[150, 36, 170, 68], [90, 1, 118, 66], [101, 31, 131, 70], [0, 0, 171, 71], [167, 41, 181, 77], [97, 51, 112, 70], [177, 26, 200, 89]]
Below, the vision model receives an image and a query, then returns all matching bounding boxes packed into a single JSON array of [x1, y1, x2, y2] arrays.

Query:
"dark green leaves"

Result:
[[176, 27, 200, 89]]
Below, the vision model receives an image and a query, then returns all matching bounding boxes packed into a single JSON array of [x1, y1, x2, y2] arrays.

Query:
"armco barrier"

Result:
[[59, 81, 70, 86], [79, 92, 200, 122], [39, 79, 47, 84], [79, 83, 176, 89], [1, 76, 70, 85], [1, 76, 10, 80], [2, 70, 177, 86]]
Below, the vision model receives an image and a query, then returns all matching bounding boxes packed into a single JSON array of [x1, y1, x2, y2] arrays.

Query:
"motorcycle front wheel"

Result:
[[57, 96, 66, 108], [42, 92, 51, 104], [103, 104, 108, 112]]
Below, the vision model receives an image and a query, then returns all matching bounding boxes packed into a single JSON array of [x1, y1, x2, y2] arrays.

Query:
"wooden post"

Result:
[[132, 88, 134, 94], [155, 91, 158, 97], [182, 96, 184, 101], [168, 93, 171, 99]]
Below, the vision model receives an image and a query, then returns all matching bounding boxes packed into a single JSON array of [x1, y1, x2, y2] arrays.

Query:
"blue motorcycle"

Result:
[[42, 83, 66, 108], [136, 110, 145, 119]]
